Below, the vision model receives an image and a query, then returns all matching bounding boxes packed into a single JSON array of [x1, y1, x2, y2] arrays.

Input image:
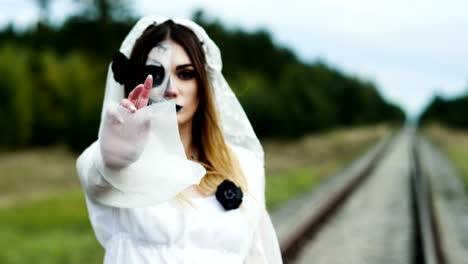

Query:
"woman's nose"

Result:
[[164, 79, 179, 99]]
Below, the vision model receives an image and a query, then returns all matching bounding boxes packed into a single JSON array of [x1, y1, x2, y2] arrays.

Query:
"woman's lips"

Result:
[[147, 100, 182, 112]]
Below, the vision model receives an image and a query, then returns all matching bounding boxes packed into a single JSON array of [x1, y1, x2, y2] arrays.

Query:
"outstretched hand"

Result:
[[120, 75, 153, 112], [101, 74, 153, 170]]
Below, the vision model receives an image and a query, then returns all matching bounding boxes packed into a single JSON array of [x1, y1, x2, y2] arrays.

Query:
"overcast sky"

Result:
[[1, 0, 468, 118]]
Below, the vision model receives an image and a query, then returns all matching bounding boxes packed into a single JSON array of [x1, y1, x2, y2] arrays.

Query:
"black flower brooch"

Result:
[[215, 180, 243, 210]]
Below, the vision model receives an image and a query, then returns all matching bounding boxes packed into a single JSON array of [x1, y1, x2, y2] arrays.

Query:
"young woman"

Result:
[[76, 16, 282, 263]]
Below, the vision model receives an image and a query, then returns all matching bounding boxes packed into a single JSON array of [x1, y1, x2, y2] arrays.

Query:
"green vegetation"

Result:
[[0, 191, 103, 264], [266, 165, 340, 210], [0, 126, 388, 263], [264, 125, 389, 209], [420, 94, 468, 129], [0, 147, 79, 206], [424, 124, 468, 191], [0, 2, 404, 152], [0, 147, 101, 263]]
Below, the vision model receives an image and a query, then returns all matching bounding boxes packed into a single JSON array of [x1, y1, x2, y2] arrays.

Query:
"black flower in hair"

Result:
[[215, 180, 243, 210], [112, 51, 166, 89], [111, 51, 133, 85]]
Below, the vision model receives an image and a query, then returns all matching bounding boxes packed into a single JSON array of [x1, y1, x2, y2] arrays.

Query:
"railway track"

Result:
[[279, 130, 395, 261], [411, 134, 445, 264], [273, 128, 467, 264]]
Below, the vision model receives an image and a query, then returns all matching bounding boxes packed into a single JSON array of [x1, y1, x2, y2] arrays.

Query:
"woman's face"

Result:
[[146, 39, 199, 128]]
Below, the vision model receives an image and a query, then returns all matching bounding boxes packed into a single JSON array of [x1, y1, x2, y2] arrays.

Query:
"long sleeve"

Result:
[[76, 101, 206, 208]]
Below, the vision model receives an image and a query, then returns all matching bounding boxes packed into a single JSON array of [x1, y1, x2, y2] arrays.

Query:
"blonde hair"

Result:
[[193, 80, 248, 195]]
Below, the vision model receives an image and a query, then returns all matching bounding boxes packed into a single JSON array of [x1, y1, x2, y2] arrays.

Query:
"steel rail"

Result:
[[411, 134, 446, 264], [281, 133, 396, 262]]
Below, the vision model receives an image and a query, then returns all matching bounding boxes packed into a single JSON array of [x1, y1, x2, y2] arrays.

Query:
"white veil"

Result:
[[101, 15, 264, 163]]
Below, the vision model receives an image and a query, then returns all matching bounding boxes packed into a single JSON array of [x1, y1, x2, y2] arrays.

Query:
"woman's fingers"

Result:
[[136, 75, 153, 109], [123, 75, 153, 111], [128, 84, 143, 105], [120, 98, 137, 112]]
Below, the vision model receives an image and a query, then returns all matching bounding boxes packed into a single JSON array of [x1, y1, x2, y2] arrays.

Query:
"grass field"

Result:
[[0, 191, 103, 264], [0, 125, 390, 263], [263, 125, 389, 209], [0, 147, 103, 264], [423, 124, 468, 191]]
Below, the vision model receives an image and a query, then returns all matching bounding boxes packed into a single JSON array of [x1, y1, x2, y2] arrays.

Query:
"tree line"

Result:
[[420, 93, 468, 128], [0, 5, 405, 152]]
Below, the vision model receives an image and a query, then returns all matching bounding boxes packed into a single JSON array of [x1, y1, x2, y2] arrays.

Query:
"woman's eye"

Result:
[[178, 70, 196, 80]]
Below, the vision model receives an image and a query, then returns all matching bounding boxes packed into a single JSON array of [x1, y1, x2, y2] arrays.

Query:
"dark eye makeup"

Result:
[[144, 65, 165, 86]]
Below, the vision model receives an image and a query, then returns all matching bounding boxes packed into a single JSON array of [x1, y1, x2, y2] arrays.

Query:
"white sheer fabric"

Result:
[[83, 100, 206, 208], [76, 15, 282, 263]]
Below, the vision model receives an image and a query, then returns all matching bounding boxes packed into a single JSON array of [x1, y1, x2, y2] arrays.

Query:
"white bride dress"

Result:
[[76, 15, 283, 264], [76, 102, 282, 264]]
